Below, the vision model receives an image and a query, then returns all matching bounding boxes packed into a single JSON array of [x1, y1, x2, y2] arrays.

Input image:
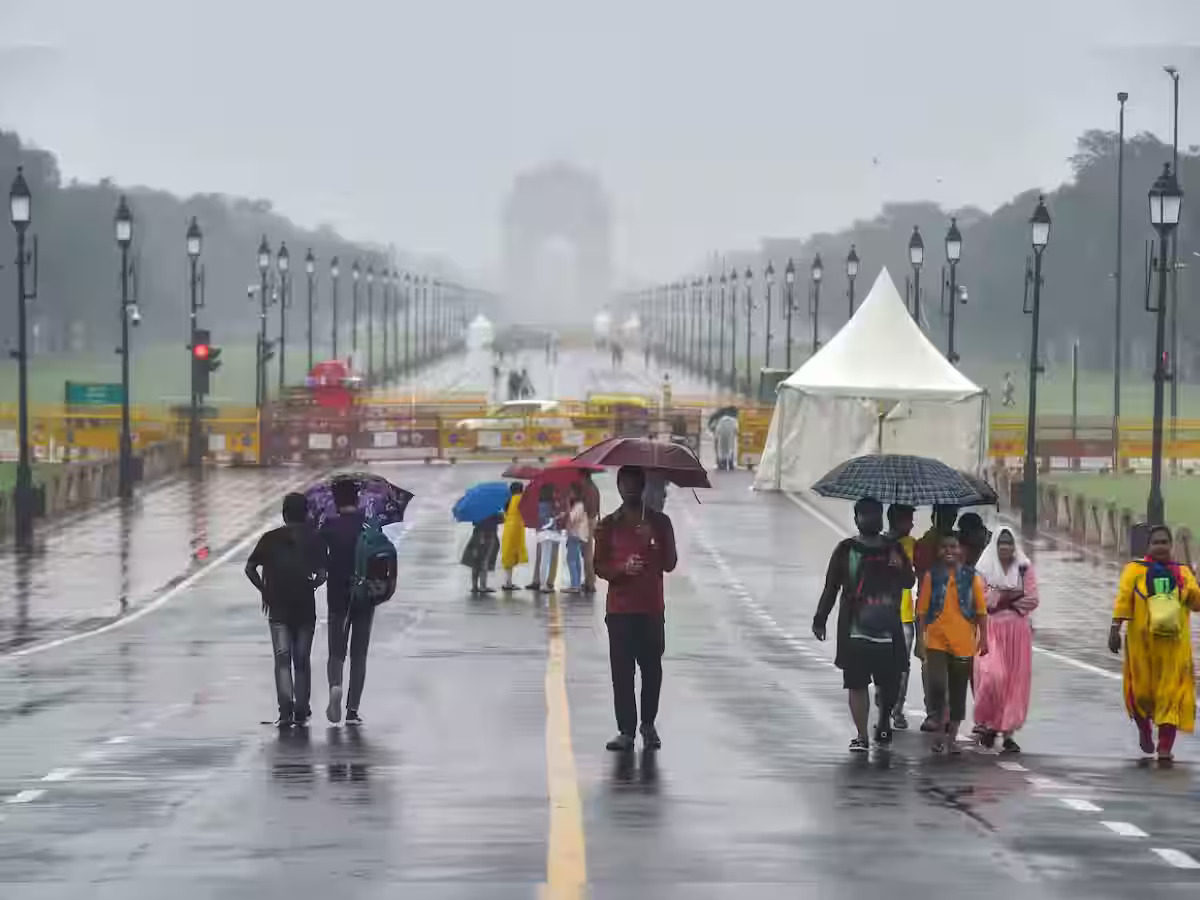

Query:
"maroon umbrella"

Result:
[[502, 463, 544, 480], [570, 437, 711, 488]]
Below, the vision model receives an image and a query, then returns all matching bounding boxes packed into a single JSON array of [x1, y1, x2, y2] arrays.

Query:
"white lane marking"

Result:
[[997, 761, 1028, 772], [80, 749, 109, 762], [1151, 848, 1200, 869], [41, 768, 78, 783], [0, 472, 315, 663], [1061, 798, 1103, 813], [105, 736, 131, 745], [1027, 775, 1066, 790], [6, 789, 46, 804], [1102, 821, 1149, 838]]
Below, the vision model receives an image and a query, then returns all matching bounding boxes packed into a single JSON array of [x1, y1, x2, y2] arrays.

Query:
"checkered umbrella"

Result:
[[812, 454, 997, 507]]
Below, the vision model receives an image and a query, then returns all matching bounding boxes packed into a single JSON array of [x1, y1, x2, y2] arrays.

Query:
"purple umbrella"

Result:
[[305, 473, 414, 528]]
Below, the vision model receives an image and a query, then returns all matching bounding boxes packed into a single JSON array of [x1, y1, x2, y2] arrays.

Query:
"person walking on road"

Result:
[[713, 414, 739, 471], [531, 483, 563, 592], [813, 498, 913, 753], [916, 533, 989, 754], [595, 466, 678, 752], [581, 472, 601, 595], [956, 512, 992, 568], [245, 492, 327, 728], [564, 483, 590, 593], [1109, 524, 1200, 761], [500, 482, 528, 591], [320, 478, 373, 726], [463, 511, 503, 594], [885, 504, 917, 731], [913, 504, 958, 727], [973, 527, 1038, 752]]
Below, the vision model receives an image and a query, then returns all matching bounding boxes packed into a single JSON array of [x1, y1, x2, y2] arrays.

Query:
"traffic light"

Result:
[[192, 328, 221, 396]]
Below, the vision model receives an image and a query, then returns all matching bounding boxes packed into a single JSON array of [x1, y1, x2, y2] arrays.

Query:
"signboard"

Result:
[[64, 381, 124, 406]]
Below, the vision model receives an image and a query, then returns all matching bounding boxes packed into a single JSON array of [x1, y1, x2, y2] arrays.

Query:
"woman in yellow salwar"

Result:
[[500, 483, 529, 591], [1109, 525, 1200, 761]]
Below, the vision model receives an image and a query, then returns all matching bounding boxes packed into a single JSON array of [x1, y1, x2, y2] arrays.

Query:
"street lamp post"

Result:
[[718, 272, 727, 382], [9, 168, 34, 546], [351, 260, 360, 360], [1147, 163, 1184, 525], [380, 267, 390, 383], [404, 272, 412, 371], [115, 196, 134, 500], [846, 244, 859, 320], [705, 275, 714, 380], [330, 256, 340, 359], [305, 249, 315, 372], [785, 259, 796, 370], [1113, 92, 1128, 471], [186, 216, 203, 468], [764, 261, 775, 369], [276, 243, 290, 392], [729, 269, 739, 391], [392, 270, 400, 373], [945, 218, 962, 364], [693, 279, 703, 373], [256, 237, 270, 417], [810, 254, 823, 355], [1021, 196, 1052, 537], [908, 226, 924, 323], [366, 265, 375, 384], [743, 266, 753, 397]]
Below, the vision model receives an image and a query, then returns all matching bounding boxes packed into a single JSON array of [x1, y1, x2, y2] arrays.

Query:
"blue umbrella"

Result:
[[453, 481, 512, 524]]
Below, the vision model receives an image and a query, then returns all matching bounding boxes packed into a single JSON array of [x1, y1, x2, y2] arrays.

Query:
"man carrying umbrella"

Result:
[[594, 466, 678, 752], [813, 498, 914, 752]]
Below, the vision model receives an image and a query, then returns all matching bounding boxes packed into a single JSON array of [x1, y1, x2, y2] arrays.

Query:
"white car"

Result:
[[456, 400, 569, 431]]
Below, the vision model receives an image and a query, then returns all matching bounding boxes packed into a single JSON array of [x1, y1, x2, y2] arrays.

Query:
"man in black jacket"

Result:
[[813, 497, 914, 753], [245, 493, 327, 728], [320, 478, 372, 726]]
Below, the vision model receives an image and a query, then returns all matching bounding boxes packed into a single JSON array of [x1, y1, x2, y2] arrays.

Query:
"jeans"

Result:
[[538, 540, 559, 587], [926, 649, 973, 725], [328, 603, 375, 714], [565, 537, 583, 588], [269, 622, 315, 720], [605, 613, 665, 735]]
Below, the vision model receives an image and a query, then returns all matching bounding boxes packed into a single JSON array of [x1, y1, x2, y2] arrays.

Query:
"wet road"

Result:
[[1, 349, 1196, 897]]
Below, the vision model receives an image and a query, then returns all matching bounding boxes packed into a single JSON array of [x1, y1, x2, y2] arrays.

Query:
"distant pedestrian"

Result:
[[913, 504, 958, 727], [1109, 524, 1200, 761], [319, 478, 373, 726], [813, 498, 913, 753], [1001, 372, 1016, 408], [713, 414, 738, 471], [462, 512, 502, 594], [245, 492, 327, 728], [530, 483, 563, 592], [956, 512, 992, 568], [885, 503, 917, 731], [500, 482, 528, 591], [581, 471, 601, 595], [973, 527, 1038, 752], [595, 466, 677, 751], [565, 483, 590, 593], [916, 533, 989, 754]]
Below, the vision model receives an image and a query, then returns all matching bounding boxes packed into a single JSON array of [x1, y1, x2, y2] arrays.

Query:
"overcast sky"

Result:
[[1, 0, 1197, 283]]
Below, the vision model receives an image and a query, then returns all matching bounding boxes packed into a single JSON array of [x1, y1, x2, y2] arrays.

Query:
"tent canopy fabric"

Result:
[[754, 268, 988, 493], [781, 268, 982, 402]]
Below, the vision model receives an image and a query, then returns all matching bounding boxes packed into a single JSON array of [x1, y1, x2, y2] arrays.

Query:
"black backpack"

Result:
[[848, 542, 901, 638]]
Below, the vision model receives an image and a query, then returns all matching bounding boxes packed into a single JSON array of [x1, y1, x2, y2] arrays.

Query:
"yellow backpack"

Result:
[[1144, 572, 1183, 639]]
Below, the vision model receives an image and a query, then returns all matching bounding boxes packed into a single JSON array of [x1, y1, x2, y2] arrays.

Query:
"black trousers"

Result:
[[328, 603, 375, 713], [606, 613, 665, 735]]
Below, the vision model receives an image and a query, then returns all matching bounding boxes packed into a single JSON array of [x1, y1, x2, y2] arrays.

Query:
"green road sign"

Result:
[[64, 381, 125, 406]]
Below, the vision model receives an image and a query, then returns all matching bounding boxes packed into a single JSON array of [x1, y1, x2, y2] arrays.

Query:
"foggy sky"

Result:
[[0, 0, 1197, 284]]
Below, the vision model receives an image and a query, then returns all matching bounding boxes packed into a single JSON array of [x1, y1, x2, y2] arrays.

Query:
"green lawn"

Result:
[[0, 462, 54, 492], [1045, 472, 1200, 535]]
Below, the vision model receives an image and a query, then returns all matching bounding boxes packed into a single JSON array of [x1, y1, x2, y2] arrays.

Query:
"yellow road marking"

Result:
[[544, 594, 587, 899]]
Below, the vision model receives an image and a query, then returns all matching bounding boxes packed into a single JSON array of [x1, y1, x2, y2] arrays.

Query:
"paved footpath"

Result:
[[0, 350, 1196, 897]]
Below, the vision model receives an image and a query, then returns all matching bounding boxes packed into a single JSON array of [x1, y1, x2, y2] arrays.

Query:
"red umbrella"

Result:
[[502, 463, 544, 480], [517, 461, 598, 526], [571, 437, 711, 488]]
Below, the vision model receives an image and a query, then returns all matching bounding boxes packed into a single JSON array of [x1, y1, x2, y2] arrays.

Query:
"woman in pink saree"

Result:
[[973, 526, 1038, 752]]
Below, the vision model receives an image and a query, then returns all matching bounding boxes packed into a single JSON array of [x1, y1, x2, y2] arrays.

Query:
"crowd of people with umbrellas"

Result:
[[242, 432, 1198, 761]]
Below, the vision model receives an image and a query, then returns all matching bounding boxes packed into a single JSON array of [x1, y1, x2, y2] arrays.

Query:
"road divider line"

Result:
[[543, 594, 587, 899], [1060, 798, 1103, 813], [6, 789, 45, 804], [41, 768, 78, 783], [1151, 848, 1200, 869], [1102, 821, 1148, 838]]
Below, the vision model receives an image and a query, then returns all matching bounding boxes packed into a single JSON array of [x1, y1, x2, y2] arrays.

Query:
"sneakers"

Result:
[[606, 733, 635, 752], [345, 710, 363, 727], [874, 725, 894, 746], [275, 715, 294, 729], [293, 714, 310, 728], [640, 723, 662, 750], [892, 711, 909, 731], [849, 736, 869, 753], [978, 729, 998, 750], [326, 685, 344, 724], [1001, 737, 1021, 754]]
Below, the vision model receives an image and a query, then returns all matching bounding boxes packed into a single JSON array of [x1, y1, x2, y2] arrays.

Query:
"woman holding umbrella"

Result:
[[500, 483, 528, 591]]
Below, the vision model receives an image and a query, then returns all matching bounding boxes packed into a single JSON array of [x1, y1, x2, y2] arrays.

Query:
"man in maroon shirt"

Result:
[[594, 466, 678, 752]]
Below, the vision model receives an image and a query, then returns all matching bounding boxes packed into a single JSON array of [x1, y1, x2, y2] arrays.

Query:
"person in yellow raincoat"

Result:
[[500, 483, 529, 591], [1109, 524, 1200, 761]]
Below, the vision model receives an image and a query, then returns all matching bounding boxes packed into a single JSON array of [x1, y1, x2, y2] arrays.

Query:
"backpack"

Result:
[[848, 543, 901, 638], [351, 518, 398, 607], [1144, 571, 1183, 639]]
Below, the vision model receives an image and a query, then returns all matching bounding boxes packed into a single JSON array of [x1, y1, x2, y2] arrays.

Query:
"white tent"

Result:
[[754, 268, 989, 492]]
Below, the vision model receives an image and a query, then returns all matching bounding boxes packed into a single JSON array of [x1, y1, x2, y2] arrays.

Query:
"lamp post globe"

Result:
[[257, 236, 270, 273], [9, 166, 31, 230], [186, 216, 202, 259], [115, 195, 133, 247], [305, 248, 315, 276], [811, 254, 823, 284], [909, 226, 924, 267], [845, 245, 859, 279]]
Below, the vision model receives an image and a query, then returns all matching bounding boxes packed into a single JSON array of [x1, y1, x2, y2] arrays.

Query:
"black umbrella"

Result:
[[707, 406, 739, 430], [812, 454, 997, 507]]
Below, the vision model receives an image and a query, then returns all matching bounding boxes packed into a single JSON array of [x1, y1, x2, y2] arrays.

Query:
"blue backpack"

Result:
[[352, 518, 398, 607]]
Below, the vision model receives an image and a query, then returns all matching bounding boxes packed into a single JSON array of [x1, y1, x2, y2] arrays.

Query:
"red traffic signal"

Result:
[[193, 342, 210, 360]]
